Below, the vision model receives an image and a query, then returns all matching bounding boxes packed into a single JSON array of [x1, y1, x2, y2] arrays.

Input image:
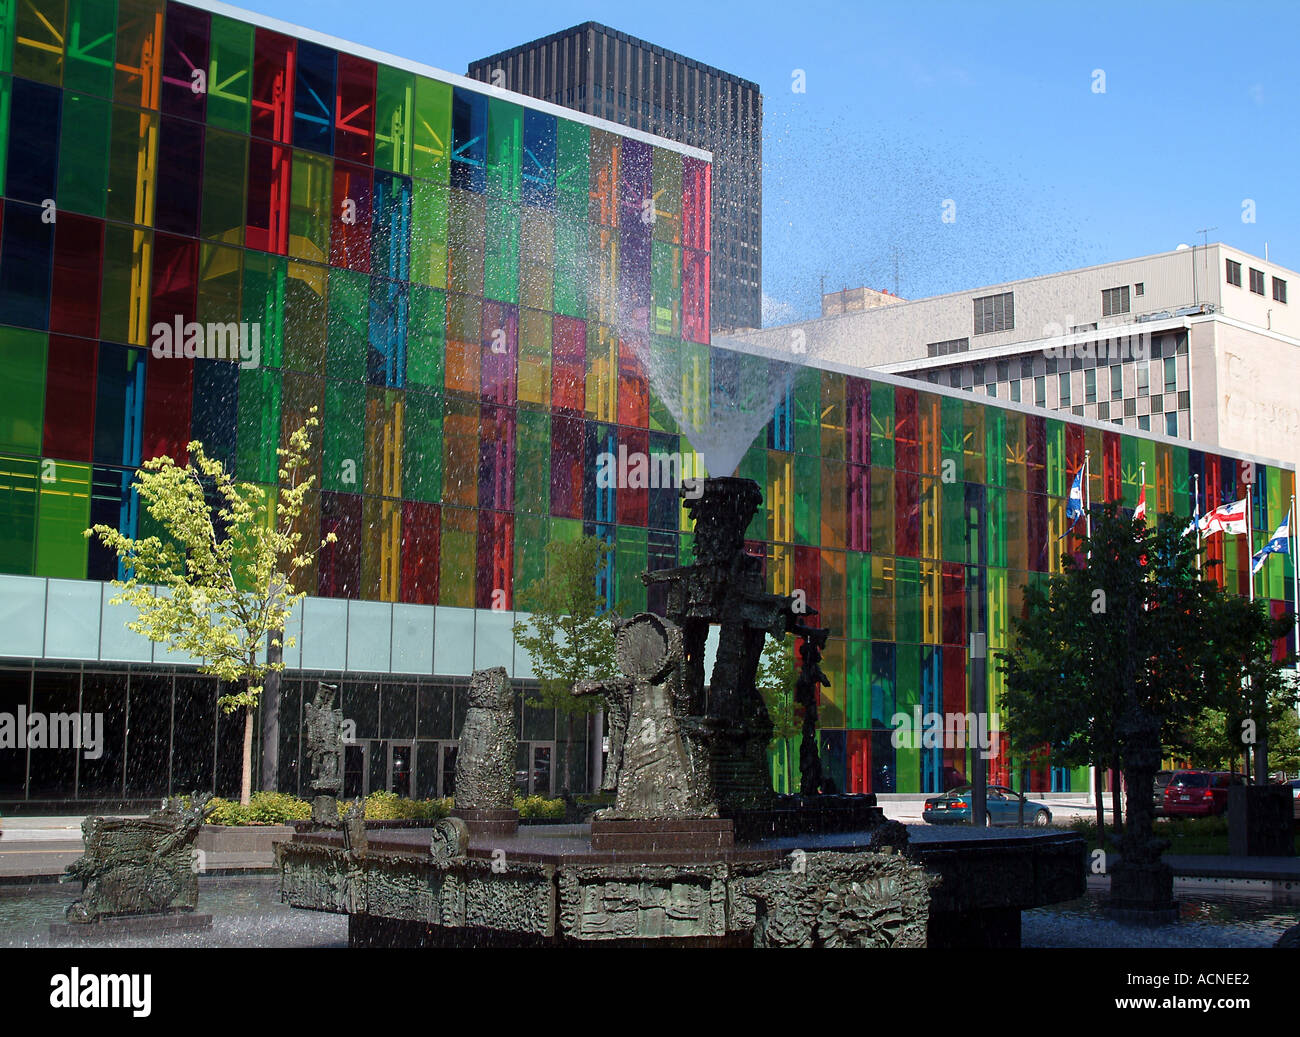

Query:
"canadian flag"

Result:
[[1133, 484, 1147, 522], [1198, 497, 1248, 536]]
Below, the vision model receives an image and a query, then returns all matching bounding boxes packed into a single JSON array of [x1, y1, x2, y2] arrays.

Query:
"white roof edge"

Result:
[[184, 0, 713, 162], [708, 332, 1296, 473]]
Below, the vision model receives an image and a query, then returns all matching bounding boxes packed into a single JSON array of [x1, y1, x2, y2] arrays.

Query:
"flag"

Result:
[[1133, 483, 1146, 523], [1060, 466, 1084, 538], [1181, 493, 1201, 537], [1251, 516, 1291, 574], [1198, 497, 1249, 537]]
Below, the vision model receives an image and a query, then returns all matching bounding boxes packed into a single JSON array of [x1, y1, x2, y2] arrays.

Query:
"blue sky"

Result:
[[249, 0, 1300, 323]]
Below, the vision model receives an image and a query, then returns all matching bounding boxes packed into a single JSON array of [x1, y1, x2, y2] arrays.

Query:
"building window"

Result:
[[996, 360, 1009, 381], [1110, 365, 1122, 401], [1137, 364, 1149, 394], [1058, 371, 1071, 406], [973, 292, 1014, 335], [1034, 376, 1045, 407], [1164, 356, 1177, 393], [1138, 415, 1150, 431], [1134, 282, 1144, 297], [1165, 412, 1178, 437], [1249, 268, 1265, 295], [986, 383, 997, 397], [1084, 368, 1097, 404], [926, 337, 970, 358], [1102, 286, 1131, 316], [1010, 380, 1021, 402], [1273, 277, 1287, 303], [1226, 259, 1242, 287]]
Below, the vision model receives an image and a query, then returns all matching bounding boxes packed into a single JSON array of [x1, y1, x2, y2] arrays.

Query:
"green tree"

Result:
[[755, 634, 801, 789], [512, 536, 620, 797], [86, 413, 332, 806]]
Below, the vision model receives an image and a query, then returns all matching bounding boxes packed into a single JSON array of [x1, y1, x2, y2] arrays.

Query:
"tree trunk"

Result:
[[1111, 754, 1124, 834], [1093, 762, 1105, 839], [562, 711, 573, 797], [241, 705, 254, 806], [1255, 726, 1269, 785], [260, 632, 283, 792]]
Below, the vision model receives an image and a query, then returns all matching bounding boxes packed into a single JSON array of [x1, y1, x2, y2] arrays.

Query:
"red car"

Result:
[[1162, 770, 1247, 817]]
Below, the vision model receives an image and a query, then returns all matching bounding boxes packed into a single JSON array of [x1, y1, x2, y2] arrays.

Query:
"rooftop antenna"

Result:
[[1192, 226, 1217, 306]]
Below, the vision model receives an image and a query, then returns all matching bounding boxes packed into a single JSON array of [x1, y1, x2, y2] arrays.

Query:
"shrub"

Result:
[[514, 794, 566, 820], [357, 791, 452, 821], [199, 791, 311, 825]]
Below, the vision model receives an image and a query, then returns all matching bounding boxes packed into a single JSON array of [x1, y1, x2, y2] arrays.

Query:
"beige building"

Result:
[[735, 244, 1300, 474]]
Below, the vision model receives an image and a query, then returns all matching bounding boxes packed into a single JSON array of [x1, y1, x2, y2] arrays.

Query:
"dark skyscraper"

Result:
[[469, 23, 762, 331]]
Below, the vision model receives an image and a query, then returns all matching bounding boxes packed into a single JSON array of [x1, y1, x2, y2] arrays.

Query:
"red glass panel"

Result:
[[617, 338, 648, 428], [142, 352, 193, 463], [399, 501, 440, 605], [895, 470, 920, 558], [793, 545, 821, 618], [1102, 429, 1122, 503], [478, 404, 515, 513], [318, 491, 362, 598], [150, 233, 199, 325], [894, 385, 917, 474], [941, 564, 964, 646], [682, 248, 709, 345], [43, 335, 97, 461], [252, 29, 295, 143], [847, 730, 871, 794], [847, 462, 869, 552], [681, 156, 710, 252], [551, 315, 586, 413], [480, 302, 517, 406], [1026, 414, 1046, 495], [246, 141, 291, 254], [161, 1, 210, 121], [1028, 491, 1049, 572], [476, 509, 513, 609], [550, 413, 583, 518], [846, 376, 870, 465], [1065, 422, 1085, 477], [50, 214, 104, 338], [941, 645, 966, 776], [334, 53, 376, 165], [617, 426, 649, 526], [330, 162, 372, 272]]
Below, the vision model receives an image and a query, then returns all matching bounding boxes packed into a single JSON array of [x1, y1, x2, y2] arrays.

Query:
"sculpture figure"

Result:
[[65, 796, 213, 923], [453, 666, 517, 811], [304, 681, 345, 824], [575, 613, 717, 819], [793, 624, 831, 796]]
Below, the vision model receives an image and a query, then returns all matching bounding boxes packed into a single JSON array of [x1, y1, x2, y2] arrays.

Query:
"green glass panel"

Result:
[[412, 76, 451, 183], [400, 389, 442, 503], [65, 0, 116, 96], [0, 0, 13, 75], [941, 480, 965, 563], [0, 327, 46, 454], [0, 456, 39, 574], [35, 460, 90, 577], [552, 216, 587, 317], [984, 408, 1006, 487], [242, 251, 286, 368], [486, 97, 521, 202], [236, 368, 281, 483], [322, 380, 365, 493], [107, 103, 158, 226], [555, 118, 589, 203], [0, 76, 9, 189], [793, 452, 819, 545], [205, 14, 253, 133], [375, 65, 414, 174], [735, 442, 766, 540], [871, 556, 895, 643], [200, 128, 246, 245], [438, 508, 475, 608], [196, 243, 241, 326], [289, 150, 332, 265], [615, 525, 647, 613], [512, 512, 548, 611], [407, 284, 446, 389], [98, 223, 149, 346], [484, 199, 519, 303], [1121, 435, 1139, 508], [57, 92, 110, 217], [846, 551, 870, 642], [792, 366, 820, 456], [514, 409, 549, 515], [411, 178, 447, 288], [870, 382, 894, 468], [939, 395, 964, 483], [870, 467, 893, 556], [845, 639, 870, 728], [283, 261, 326, 373], [1003, 412, 1025, 491], [648, 336, 678, 434], [325, 266, 368, 383], [986, 486, 1007, 569], [1045, 418, 1066, 497], [650, 240, 680, 338], [13, 0, 65, 85], [895, 558, 920, 644]]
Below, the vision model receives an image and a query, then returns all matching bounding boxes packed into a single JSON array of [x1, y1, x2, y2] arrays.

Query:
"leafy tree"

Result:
[[755, 634, 801, 789], [512, 536, 620, 797], [86, 413, 332, 806]]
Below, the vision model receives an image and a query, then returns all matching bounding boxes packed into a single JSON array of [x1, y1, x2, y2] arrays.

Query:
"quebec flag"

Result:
[[1251, 516, 1291, 575], [1065, 466, 1085, 527]]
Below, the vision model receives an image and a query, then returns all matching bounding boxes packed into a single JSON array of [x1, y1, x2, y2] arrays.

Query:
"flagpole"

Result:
[[1139, 460, 1146, 524], [1247, 487, 1255, 604], [1194, 472, 1202, 573], [1084, 449, 1092, 562], [1290, 494, 1299, 724]]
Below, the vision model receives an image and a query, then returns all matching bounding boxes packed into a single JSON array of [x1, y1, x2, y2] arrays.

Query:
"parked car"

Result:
[[923, 785, 1052, 827], [1162, 770, 1247, 817], [1153, 770, 1177, 817]]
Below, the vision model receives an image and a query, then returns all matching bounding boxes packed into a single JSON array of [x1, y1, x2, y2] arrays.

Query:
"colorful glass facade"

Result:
[[0, 1, 1293, 800]]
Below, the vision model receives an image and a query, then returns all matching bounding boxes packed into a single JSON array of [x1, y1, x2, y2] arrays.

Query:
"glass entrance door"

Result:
[[389, 741, 413, 797]]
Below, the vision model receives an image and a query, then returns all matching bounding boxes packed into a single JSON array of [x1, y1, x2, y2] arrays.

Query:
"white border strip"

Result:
[[184, 0, 712, 162]]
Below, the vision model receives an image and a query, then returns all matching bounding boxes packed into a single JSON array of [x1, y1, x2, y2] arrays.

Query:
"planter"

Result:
[[194, 824, 296, 855]]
